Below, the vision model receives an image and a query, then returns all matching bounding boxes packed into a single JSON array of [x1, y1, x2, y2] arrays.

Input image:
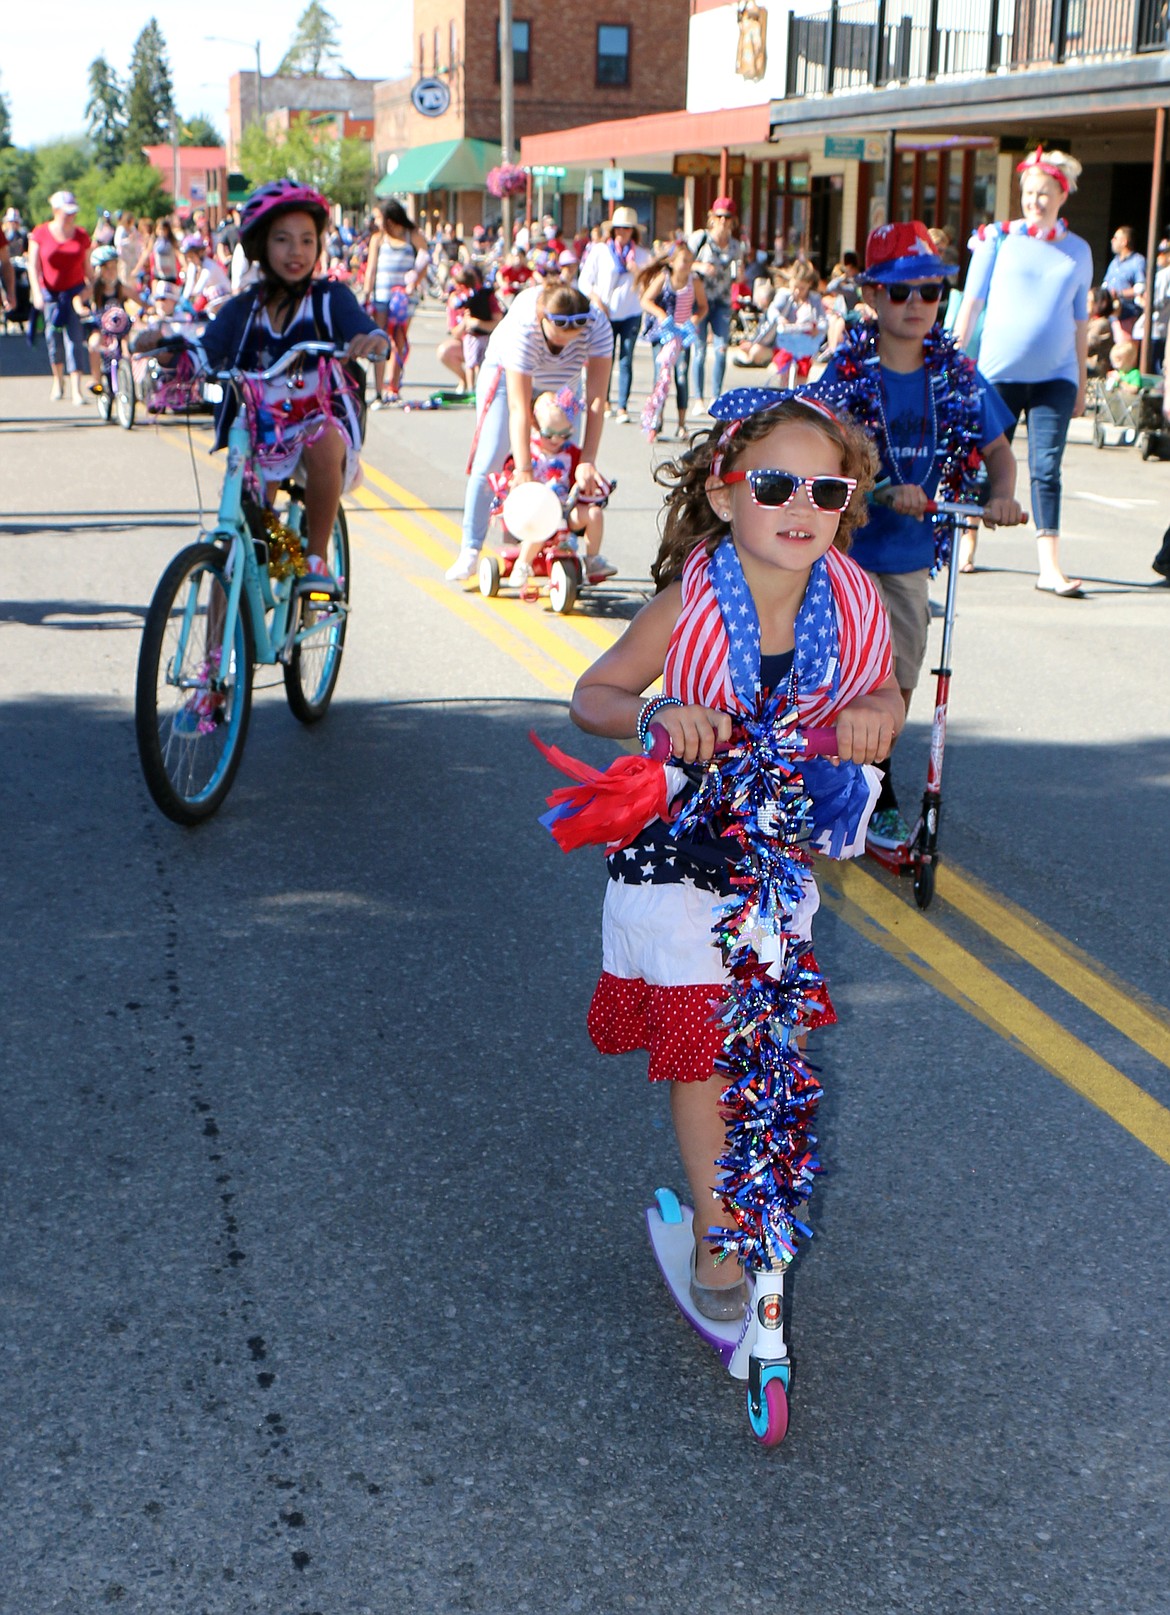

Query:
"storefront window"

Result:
[[787, 197, 808, 254], [971, 149, 997, 227]]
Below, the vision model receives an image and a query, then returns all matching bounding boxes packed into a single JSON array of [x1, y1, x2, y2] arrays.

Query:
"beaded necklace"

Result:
[[874, 363, 937, 487]]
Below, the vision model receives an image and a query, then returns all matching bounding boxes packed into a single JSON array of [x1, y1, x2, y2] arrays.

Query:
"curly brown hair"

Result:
[[651, 398, 878, 592]]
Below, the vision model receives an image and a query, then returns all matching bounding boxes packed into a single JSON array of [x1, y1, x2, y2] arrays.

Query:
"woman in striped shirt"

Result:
[[638, 242, 708, 440], [446, 282, 613, 581], [362, 200, 429, 406]]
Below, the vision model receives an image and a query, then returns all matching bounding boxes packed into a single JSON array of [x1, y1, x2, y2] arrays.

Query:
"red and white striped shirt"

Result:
[[662, 543, 893, 724]]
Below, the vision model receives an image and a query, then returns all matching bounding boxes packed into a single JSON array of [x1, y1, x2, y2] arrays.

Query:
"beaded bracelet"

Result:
[[637, 694, 682, 752]]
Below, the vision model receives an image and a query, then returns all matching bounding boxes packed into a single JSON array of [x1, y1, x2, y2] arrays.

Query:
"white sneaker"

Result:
[[444, 548, 479, 582], [587, 554, 617, 582], [510, 560, 532, 590], [49, 380, 64, 402], [613, 409, 630, 424]]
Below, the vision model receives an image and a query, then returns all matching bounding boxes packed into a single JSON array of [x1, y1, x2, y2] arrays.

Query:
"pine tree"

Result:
[[0, 77, 12, 148], [86, 57, 126, 173], [179, 114, 223, 148], [125, 19, 175, 157], [278, 2, 344, 76]]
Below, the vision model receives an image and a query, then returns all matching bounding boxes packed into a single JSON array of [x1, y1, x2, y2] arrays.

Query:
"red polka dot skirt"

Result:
[[587, 951, 836, 1084]]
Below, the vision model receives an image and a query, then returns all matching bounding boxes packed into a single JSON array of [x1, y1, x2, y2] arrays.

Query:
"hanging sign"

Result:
[[411, 77, 451, 117]]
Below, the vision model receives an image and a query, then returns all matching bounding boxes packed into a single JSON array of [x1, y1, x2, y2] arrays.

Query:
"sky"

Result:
[[0, 1, 413, 148]]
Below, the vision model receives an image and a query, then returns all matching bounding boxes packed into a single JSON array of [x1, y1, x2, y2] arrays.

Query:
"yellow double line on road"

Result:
[[352, 460, 1170, 1169]]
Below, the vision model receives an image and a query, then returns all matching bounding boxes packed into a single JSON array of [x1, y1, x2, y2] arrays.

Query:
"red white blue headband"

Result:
[[1016, 147, 1071, 195], [709, 387, 840, 476]]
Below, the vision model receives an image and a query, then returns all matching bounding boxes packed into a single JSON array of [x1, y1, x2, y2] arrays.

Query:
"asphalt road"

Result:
[[2, 310, 1170, 1615]]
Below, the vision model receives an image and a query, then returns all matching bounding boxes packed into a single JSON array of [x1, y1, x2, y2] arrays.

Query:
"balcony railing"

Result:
[[785, 0, 1169, 97]]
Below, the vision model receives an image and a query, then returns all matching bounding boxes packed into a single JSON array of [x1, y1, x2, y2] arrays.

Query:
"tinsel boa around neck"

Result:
[[814, 323, 985, 570]]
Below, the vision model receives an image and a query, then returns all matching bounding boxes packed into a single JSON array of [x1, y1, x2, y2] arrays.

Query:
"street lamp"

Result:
[[205, 35, 263, 135]]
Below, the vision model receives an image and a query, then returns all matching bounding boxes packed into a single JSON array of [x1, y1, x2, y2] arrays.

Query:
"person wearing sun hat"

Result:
[[817, 219, 1023, 850], [953, 147, 1093, 595], [578, 204, 650, 422], [28, 191, 93, 404]]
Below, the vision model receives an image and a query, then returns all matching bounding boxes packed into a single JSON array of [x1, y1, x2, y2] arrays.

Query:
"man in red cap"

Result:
[[686, 196, 743, 409], [818, 220, 1024, 849]]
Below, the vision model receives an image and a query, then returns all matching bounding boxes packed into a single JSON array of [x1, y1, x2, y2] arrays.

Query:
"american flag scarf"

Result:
[[663, 539, 892, 723]]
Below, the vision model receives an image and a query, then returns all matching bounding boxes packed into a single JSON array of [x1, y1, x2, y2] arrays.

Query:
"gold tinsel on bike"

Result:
[[262, 511, 309, 580]]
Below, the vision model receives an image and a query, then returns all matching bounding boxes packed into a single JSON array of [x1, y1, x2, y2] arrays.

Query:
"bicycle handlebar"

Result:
[[211, 339, 344, 386], [644, 721, 840, 763]]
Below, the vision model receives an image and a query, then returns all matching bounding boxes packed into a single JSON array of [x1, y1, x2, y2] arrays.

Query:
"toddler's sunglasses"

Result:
[[720, 468, 858, 512], [543, 312, 590, 327], [884, 282, 944, 303]]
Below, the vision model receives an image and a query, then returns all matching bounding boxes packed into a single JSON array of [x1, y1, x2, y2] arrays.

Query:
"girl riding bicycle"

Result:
[[77, 245, 136, 395], [567, 390, 903, 1320], [134, 181, 388, 583]]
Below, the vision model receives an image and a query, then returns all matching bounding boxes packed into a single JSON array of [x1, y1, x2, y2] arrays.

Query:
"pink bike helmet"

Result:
[[239, 180, 330, 262]]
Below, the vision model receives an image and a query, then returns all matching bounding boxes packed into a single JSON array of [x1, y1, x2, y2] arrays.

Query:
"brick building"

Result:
[[228, 72, 381, 168], [141, 146, 228, 223], [523, 0, 1170, 345], [374, 0, 690, 231]]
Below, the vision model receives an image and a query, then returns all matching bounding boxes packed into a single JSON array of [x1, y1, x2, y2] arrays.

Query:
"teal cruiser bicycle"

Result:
[[135, 339, 352, 824]]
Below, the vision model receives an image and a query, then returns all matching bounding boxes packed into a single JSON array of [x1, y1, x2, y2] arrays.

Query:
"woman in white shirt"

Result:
[[578, 206, 650, 423], [446, 282, 613, 580]]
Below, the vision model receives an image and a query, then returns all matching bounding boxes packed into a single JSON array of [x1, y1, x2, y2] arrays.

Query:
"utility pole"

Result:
[[499, 0, 515, 244], [171, 110, 181, 208], [254, 39, 263, 128]]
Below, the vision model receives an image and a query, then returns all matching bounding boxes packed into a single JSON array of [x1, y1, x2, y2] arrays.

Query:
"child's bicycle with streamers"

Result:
[[93, 307, 136, 429], [134, 339, 350, 824]]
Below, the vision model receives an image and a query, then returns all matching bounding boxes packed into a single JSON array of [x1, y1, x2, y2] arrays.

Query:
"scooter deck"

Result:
[[646, 1192, 749, 1372]]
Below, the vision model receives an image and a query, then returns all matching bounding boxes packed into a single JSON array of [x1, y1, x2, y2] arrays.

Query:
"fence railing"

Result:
[[785, 0, 1169, 96]]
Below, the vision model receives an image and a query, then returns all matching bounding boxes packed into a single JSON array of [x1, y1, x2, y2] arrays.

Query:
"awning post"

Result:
[[1140, 106, 1166, 377]]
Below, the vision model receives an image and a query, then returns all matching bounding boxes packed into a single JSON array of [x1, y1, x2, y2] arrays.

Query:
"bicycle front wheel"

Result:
[[135, 543, 255, 824], [283, 506, 350, 724]]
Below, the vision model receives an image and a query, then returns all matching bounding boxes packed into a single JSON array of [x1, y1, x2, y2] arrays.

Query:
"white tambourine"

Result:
[[501, 480, 563, 544]]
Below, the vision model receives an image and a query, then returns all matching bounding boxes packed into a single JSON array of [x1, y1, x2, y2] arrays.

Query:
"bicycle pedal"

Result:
[[293, 574, 343, 603]]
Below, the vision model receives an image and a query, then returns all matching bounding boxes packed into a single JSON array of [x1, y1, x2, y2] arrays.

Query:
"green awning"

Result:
[[376, 138, 501, 196]]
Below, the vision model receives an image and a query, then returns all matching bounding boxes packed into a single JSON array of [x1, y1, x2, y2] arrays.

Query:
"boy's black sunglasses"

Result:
[[884, 282, 944, 303], [720, 468, 858, 512]]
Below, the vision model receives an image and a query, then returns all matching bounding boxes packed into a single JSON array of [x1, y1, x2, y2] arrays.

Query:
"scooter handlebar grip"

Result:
[[803, 726, 840, 757], [645, 722, 840, 762]]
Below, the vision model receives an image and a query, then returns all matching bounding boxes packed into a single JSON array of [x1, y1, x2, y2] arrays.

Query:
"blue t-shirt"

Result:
[[820, 352, 1014, 574], [963, 230, 1093, 386], [1103, 251, 1147, 318]]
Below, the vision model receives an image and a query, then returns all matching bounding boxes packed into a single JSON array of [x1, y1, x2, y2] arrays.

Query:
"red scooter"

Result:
[[865, 498, 1021, 909]]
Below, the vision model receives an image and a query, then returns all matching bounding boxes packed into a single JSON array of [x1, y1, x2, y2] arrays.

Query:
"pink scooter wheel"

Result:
[[750, 1377, 790, 1447]]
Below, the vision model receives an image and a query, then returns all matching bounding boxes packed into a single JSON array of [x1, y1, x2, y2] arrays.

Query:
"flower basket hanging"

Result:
[[487, 163, 528, 198]]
